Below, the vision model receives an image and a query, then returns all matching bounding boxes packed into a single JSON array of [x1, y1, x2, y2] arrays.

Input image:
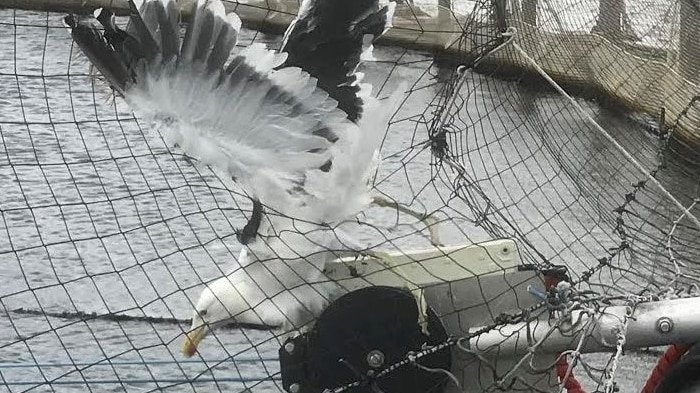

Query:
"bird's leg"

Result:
[[371, 196, 443, 247]]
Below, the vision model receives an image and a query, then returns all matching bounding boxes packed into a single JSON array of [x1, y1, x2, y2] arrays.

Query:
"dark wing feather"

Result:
[[280, 0, 395, 122], [63, 14, 129, 95]]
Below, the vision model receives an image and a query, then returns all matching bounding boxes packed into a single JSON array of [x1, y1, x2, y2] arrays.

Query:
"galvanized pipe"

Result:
[[468, 297, 700, 356]]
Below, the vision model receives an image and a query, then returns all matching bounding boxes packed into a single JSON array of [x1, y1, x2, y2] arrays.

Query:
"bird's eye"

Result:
[[198, 309, 207, 317]]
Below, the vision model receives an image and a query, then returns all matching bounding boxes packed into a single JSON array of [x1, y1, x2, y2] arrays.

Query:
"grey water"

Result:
[[0, 6, 698, 393]]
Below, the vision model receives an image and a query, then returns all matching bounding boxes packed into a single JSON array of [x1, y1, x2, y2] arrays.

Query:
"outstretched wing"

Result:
[[64, 0, 354, 199]]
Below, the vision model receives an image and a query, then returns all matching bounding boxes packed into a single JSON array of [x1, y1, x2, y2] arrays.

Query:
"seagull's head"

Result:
[[181, 273, 260, 357]]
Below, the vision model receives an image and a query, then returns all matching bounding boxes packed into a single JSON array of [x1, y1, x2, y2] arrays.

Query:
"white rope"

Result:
[[666, 198, 697, 286], [604, 304, 633, 393], [509, 41, 700, 231], [436, 27, 518, 136]]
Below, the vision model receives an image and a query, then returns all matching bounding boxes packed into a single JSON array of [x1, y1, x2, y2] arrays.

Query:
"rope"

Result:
[[0, 358, 278, 368], [604, 304, 633, 393], [8, 308, 275, 330], [3, 377, 280, 385], [640, 343, 691, 393]]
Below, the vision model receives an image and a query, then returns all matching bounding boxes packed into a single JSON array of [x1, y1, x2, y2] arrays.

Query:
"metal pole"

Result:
[[467, 297, 700, 356]]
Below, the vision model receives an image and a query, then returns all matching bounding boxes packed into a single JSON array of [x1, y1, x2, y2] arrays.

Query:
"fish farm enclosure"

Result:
[[1, 0, 700, 392]]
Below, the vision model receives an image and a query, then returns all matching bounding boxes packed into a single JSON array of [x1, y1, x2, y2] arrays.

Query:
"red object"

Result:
[[556, 354, 586, 393], [544, 275, 560, 291], [545, 272, 586, 393], [640, 344, 691, 393]]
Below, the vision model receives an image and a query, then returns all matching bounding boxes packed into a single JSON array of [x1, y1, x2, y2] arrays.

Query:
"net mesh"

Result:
[[1, 0, 700, 392]]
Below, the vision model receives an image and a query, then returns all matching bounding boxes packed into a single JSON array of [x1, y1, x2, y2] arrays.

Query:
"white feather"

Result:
[[360, 35, 377, 62], [297, 83, 407, 224], [132, 0, 145, 11], [269, 67, 310, 95], [383, 1, 396, 32], [227, 12, 242, 32], [126, 47, 353, 207], [239, 43, 288, 73]]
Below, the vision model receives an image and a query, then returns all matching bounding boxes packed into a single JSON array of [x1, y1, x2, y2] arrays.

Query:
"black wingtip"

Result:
[[64, 11, 131, 95]]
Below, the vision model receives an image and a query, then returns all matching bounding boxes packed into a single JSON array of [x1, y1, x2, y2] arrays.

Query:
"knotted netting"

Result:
[[1, 0, 700, 392]]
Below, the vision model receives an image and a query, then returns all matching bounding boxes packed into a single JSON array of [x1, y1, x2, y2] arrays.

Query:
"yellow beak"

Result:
[[182, 325, 208, 358]]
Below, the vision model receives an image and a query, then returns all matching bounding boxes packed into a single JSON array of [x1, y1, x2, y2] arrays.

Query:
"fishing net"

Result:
[[1, 0, 700, 392]]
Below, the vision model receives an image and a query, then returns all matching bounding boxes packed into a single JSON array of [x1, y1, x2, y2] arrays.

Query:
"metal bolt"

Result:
[[657, 317, 674, 333], [289, 383, 301, 393], [366, 350, 385, 368], [284, 342, 295, 354]]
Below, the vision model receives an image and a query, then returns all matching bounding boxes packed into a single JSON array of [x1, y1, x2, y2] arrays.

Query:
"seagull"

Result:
[[178, 0, 404, 356], [64, 0, 412, 357]]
